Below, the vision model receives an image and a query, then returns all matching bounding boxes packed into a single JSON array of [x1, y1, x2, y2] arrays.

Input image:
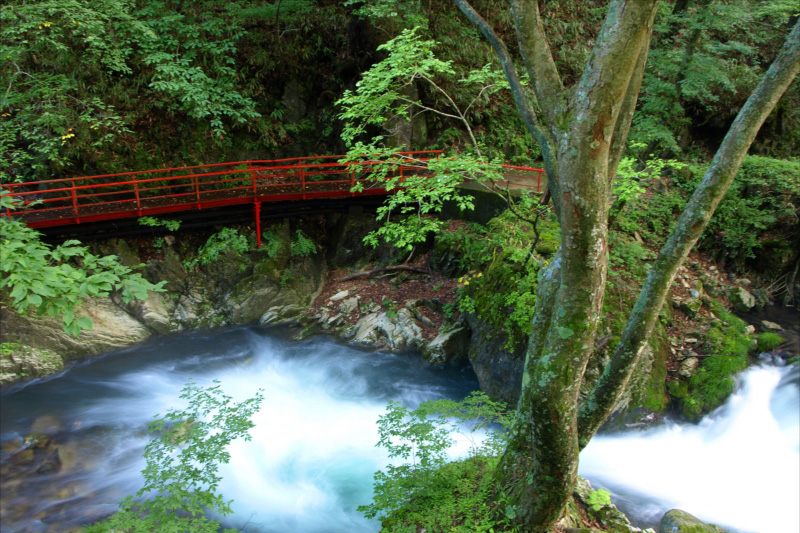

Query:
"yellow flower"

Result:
[[43, 21, 52, 27]]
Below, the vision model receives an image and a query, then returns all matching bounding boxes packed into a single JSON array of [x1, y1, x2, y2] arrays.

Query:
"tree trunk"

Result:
[[455, 0, 800, 531], [578, 17, 800, 444]]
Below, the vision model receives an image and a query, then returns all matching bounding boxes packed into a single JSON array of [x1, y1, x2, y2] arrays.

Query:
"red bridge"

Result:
[[2, 151, 544, 246]]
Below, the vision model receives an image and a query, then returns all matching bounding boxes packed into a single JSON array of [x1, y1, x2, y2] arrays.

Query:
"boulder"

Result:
[[259, 304, 306, 326], [422, 322, 470, 365], [725, 287, 756, 313], [659, 509, 728, 533], [351, 309, 424, 350], [0, 298, 150, 362]]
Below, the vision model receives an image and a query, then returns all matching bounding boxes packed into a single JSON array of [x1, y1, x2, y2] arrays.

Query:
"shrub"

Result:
[[87, 380, 263, 533]]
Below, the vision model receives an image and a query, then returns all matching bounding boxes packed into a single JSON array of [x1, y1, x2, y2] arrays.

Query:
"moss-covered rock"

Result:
[[0, 342, 64, 385], [659, 509, 728, 533]]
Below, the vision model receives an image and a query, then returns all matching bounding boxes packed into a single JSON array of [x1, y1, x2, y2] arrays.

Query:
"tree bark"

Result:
[[578, 17, 800, 445], [454, 1, 800, 532]]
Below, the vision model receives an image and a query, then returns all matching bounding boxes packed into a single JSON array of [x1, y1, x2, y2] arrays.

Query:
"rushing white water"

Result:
[[580, 364, 800, 533], [2, 328, 798, 533], [0, 327, 479, 533]]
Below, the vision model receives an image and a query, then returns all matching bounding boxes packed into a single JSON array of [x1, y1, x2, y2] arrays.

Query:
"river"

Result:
[[1, 327, 798, 533]]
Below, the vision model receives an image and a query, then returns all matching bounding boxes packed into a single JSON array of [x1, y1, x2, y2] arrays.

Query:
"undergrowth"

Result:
[[680, 303, 753, 418], [434, 208, 560, 351], [361, 391, 513, 533]]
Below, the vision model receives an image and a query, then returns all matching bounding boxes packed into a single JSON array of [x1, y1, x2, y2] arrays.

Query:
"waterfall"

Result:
[[580, 364, 800, 533]]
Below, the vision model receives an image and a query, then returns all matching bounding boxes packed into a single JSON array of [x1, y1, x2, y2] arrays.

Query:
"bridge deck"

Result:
[[2, 152, 544, 234]]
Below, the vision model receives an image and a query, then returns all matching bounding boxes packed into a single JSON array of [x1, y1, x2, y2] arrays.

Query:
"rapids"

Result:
[[1, 326, 798, 533]]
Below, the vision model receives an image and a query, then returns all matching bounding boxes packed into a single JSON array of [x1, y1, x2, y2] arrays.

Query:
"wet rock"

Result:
[[726, 286, 756, 313], [660, 509, 728, 532], [351, 309, 424, 350], [35, 449, 61, 474], [422, 322, 470, 365], [30, 415, 61, 436], [567, 477, 656, 533], [0, 344, 64, 386], [259, 304, 305, 326]]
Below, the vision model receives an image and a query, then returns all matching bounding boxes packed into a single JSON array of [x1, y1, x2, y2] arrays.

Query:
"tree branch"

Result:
[[607, 36, 652, 185], [452, 0, 559, 200], [578, 17, 800, 446], [509, 0, 564, 127]]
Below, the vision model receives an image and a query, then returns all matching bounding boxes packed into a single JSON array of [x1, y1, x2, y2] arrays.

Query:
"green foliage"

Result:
[[681, 157, 800, 265], [682, 306, 753, 417], [382, 298, 399, 319], [138, 216, 181, 232], [757, 332, 786, 352], [586, 488, 612, 512], [438, 208, 558, 351], [0, 342, 20, 356], [290, 230, 317, 257], [633, 1, 798, 156], [261, 229, 285, 260], [337, 27, 537, 252], [0, 195, 164, 335], [184, 227, 249, 271], [0, 0, 263, 182], [87, 380, 263, 533], [360, 391, 511, 532]]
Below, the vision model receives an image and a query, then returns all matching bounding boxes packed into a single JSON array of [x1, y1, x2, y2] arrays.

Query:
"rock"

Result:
[[570, 478, 656, 533], [678, 357, 700, 378], [259, 304, 305, 326], [422, 323, 471, 365], [0, 343, 64, 385], [751, 288, 770, 310], [338, 296, 359, 315], [660, 509, 728, 533], [464, 313, 524, 405], [407, 299, 436, 328], [351, 309, 424, 350], [725, 286, 756, 313], [30, 415, 61, 436], [679, 298, 703, 318], [761, 320, 783, 331], [330, 290, 349, 302], [744, 325, 755, 335]]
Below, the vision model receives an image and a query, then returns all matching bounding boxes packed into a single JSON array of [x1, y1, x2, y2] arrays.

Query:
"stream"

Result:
[[1, 326, 798, 533]]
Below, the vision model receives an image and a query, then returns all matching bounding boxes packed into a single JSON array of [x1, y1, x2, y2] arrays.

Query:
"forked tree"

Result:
[[450, 1, 800, 530]]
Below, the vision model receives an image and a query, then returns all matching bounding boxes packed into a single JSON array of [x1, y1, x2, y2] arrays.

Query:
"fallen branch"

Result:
[[339, 266, 430, 281]]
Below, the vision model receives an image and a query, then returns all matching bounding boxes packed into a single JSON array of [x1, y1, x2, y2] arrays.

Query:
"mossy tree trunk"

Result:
[[453, 1, 800, 531]]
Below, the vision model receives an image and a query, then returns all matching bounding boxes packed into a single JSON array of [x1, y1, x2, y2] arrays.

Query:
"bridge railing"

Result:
[[2, 151, 544, 228]]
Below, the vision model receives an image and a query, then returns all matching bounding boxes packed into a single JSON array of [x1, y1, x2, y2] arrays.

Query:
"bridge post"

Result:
[[133, 174, 141, 216], [254, 201, 262, 248], [71, 182, 80, 224], [249, 162, 256, 196]]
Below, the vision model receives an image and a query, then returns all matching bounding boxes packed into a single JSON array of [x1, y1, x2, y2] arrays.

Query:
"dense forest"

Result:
[[1, 1, 799, 533]]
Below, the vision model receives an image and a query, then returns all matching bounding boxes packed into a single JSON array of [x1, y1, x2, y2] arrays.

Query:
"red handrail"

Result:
[[1, 152, 545, 229]]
